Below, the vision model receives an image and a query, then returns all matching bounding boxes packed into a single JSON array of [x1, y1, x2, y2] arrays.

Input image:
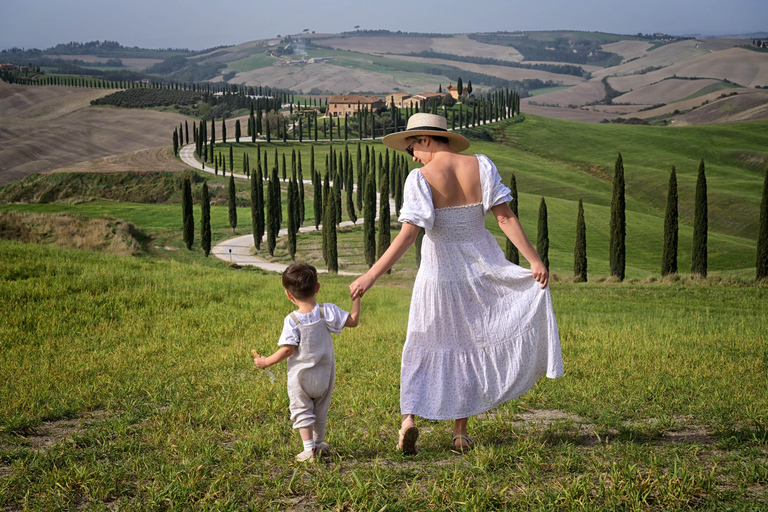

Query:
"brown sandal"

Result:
[[452, 434, 474, 453], [398, 424, 419, 455]]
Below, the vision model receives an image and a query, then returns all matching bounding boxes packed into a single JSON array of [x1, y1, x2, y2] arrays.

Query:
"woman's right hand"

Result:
[[530, 260, 549, 289]]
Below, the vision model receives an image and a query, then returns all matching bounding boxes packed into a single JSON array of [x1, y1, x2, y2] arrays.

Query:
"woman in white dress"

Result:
[[349, 113, 563, 454]]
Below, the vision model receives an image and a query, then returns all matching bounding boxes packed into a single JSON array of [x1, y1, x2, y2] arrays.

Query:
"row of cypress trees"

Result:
[[184, 150, 768, 281], [505, 156, 768, 282]]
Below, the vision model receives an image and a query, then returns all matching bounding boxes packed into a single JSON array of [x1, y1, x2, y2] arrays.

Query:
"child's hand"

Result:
[[252, 349, 269, 369]]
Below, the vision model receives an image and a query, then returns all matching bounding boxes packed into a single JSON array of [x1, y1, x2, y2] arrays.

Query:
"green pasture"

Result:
[[1, 241, 766, 509]]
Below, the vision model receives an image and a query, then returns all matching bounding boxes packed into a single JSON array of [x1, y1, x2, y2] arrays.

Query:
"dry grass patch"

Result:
[[0, 211, 143, 256]]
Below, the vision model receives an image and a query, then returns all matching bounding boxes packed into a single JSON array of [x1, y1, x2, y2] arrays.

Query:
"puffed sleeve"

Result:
[[397, 170, 435, 230], [321, 303, 350, 334], [478, 154, 512, 216]]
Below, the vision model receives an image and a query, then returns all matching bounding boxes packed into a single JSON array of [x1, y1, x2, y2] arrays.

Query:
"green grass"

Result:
[[1, 241, 766, 509], [676, 81, 742, 103]]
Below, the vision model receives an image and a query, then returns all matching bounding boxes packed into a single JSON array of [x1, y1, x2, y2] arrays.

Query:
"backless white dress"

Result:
[[398, 154, 564, 420]]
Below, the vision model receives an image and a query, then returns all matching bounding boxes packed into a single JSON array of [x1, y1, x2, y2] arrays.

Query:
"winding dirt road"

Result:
[[179, 141, 390, 275]]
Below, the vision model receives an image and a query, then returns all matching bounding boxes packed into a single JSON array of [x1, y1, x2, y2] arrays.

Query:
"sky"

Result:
[[1, 0, 766, 51]]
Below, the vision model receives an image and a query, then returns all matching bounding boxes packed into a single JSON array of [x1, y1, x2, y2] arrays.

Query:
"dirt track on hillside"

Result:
[[0, 82, 190, 186]]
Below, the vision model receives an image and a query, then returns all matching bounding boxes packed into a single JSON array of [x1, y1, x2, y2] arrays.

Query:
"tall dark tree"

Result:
[[182, 177, 194, 250], [363, 167, 377, 267], [201, 181, 211, 257], [574, 199, 587, 282], [298, 151, 305, 225], [235, 119, 241, 143], [322, 172, 331, 264], [251, 159, 264, 250], [661, 166, 679, 276], [691, 159, 708, 277], [325, 181, 339, 273], [221, 118, 227, 143], [757, 166, 768, 280], [504, 172, 519, 265], [172, 128, 179, 157], [609, 153, 626, 280], [266, 166, 280, 256], [377, 152, 391, 260], [313, 168, 322, 230], [537, 196, 549, 271], [228, 173, 237, 232], [287, 179, 297, 260]]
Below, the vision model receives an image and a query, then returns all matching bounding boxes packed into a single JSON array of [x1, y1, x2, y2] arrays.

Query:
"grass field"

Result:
[[1, 113, 767, 508], [1, 240, 766, 510]]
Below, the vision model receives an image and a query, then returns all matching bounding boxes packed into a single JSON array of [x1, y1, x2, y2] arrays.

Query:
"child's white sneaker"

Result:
[[315, 442, 331, 457]]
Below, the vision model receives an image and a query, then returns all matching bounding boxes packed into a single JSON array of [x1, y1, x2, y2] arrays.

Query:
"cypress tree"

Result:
[[287, 179, 297, 260], [266, 166, 280, 256], [313, 168, 323, 230], [609, 153, 626, 280], [210, 119, 215, 160], [363, 167, 377, 267], [537, 197, 549, 271], [346, 149, 357, 224], [574, 199, 587, 282], [185, 120, 189, 145], [298, 151, 305, 225], [504, 173, 519, 265], [172, 128, 179, 157], [377, 152, 391, 260], [251, 159, 264, 250], [322, 172, 331, 264], [691, 159, 708, 277], [326, 183, 339, 273], [661, 166, 679, 276], [222, 118, 227, 143], [201, 181, 211, 257], [235, 119, 241, 143], [334, 167, 342, 225], [356, 142, 364, 211], [757, 167, 768, 280], [182, 177, 194, 250], [228, 173, 237, 232]]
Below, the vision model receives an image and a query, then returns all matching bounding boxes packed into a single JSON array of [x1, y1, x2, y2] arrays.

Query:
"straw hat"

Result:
[[382, 113, 470, 153]]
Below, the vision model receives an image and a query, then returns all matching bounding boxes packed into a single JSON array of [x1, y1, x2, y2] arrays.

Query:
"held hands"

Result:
[[349, 273, 374, 299], [530, 260, 549, 289]]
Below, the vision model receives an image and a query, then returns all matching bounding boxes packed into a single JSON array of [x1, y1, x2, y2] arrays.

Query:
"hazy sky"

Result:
[[1, 0, 766, 51]]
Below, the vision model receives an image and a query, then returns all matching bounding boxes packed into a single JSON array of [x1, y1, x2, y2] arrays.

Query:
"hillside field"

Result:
[[1, 241, 766, 509]]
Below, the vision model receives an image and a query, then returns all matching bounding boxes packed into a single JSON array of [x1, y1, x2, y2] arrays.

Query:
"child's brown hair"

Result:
[[282, 262, 318, 299]]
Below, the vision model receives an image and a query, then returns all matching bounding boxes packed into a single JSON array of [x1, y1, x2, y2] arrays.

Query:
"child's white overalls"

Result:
[[286, 305, 335, 436]]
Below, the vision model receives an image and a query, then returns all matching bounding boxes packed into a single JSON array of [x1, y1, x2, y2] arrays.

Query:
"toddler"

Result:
[[253, 262, 360, 461]]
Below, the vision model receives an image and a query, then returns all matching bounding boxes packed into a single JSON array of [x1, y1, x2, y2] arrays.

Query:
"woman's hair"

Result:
[[282, 262, 318, 299], [430, 135, 450, 145]]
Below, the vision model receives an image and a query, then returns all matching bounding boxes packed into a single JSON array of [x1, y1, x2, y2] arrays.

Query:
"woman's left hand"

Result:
[[349, 273, 374, 299]]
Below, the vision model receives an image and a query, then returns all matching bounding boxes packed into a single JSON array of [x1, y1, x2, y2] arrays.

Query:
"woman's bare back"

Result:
[[420, 153, 481, 209]]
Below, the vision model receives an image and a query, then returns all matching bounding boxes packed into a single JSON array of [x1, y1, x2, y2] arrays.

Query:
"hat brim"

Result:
[[382, 129, 470, 153]]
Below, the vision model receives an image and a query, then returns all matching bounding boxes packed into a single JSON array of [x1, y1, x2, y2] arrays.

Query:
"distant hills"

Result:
[[2, 29, 768, 127]]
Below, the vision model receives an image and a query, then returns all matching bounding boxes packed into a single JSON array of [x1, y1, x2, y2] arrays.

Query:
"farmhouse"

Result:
[[402, 93, 443, 108], [446, 82, 461, 99], [385, 92, 411, 107], [0, 63, 14, 71], [327, 95, 386, 117]]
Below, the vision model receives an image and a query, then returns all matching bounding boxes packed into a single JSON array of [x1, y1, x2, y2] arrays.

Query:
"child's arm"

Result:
[[344, 295, 361, 328], [252, 346, 295, 369]]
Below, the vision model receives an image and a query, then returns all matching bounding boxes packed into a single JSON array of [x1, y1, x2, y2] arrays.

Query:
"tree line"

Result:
[[182, 141, 412, 274], [518, 155, 768, 283]]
